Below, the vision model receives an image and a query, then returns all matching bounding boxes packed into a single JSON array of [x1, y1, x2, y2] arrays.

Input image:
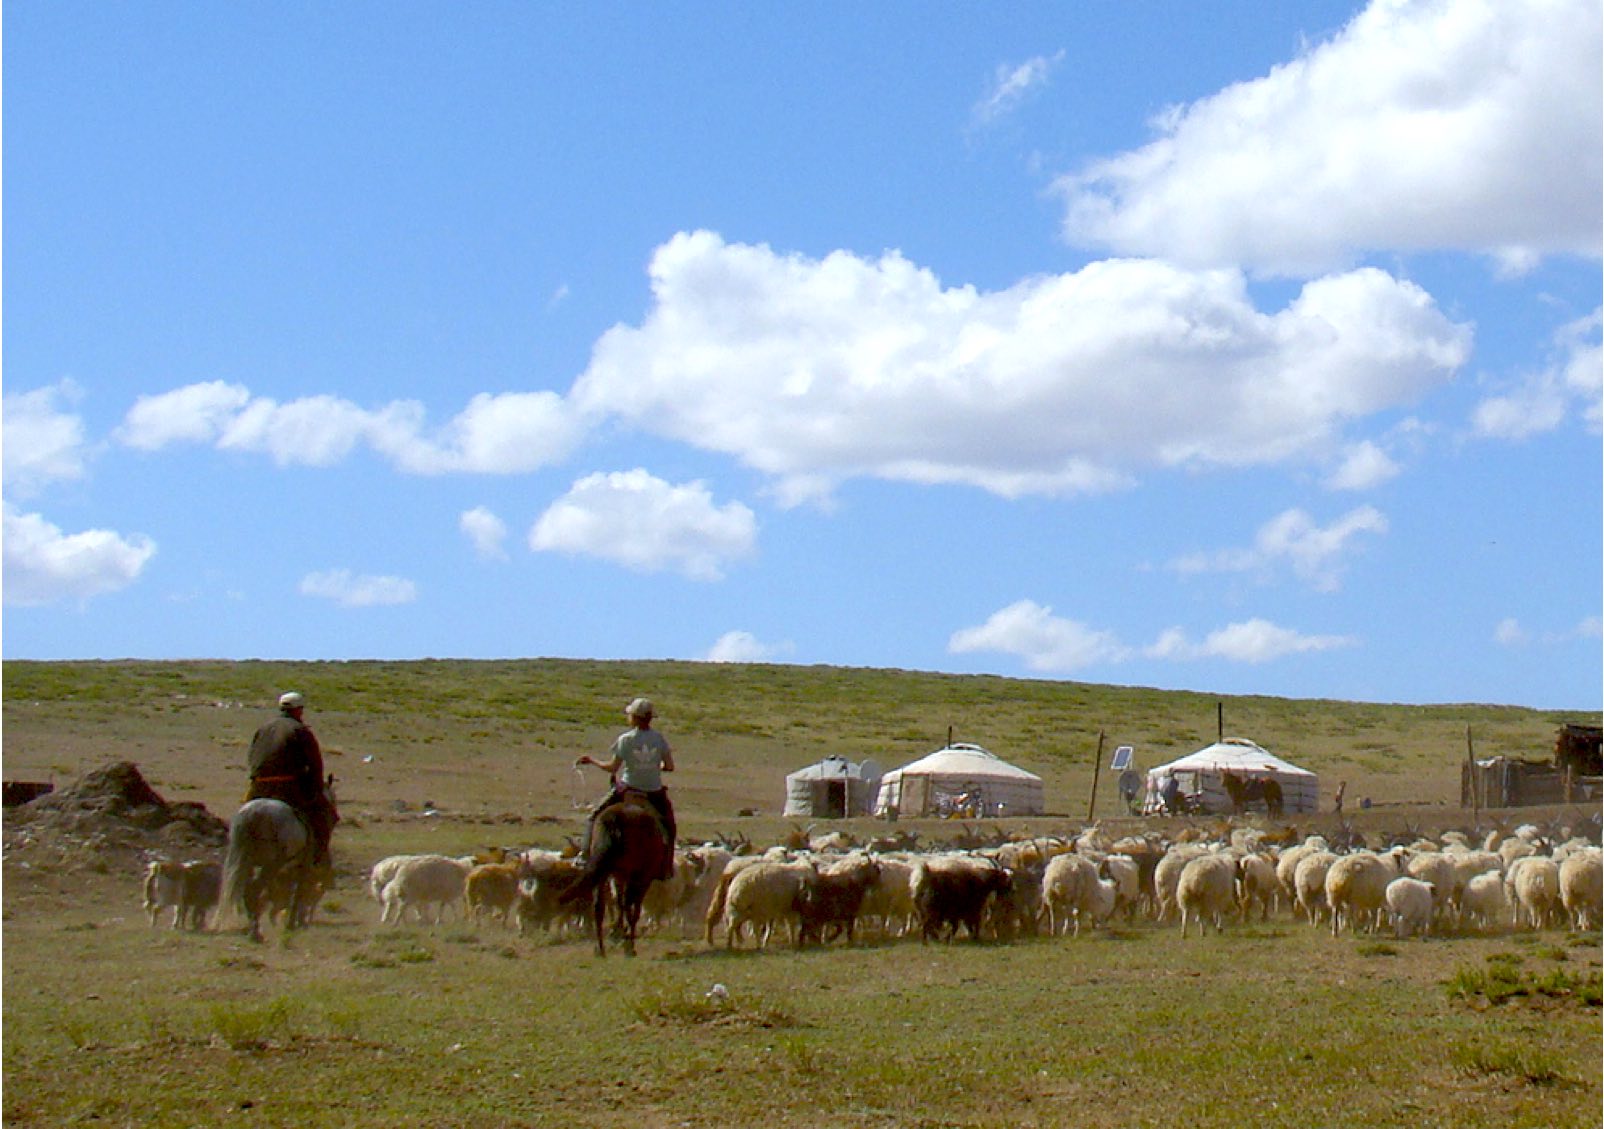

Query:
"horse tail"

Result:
[[704, 866, 736, 944], [559, 811, 622, 908], [220, 807, 251, 921]]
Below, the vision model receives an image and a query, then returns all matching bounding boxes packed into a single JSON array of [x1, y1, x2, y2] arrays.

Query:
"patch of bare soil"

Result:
[[2, 761, 228, 873]]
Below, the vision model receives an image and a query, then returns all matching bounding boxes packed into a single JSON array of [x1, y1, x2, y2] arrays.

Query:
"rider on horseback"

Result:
[[575, 697, 676, 880], [246, 691, 337, 867]]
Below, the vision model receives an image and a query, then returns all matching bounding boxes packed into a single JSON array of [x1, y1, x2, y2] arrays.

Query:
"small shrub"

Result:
[[1356, 941, 1398, 957], [629, 985, 797, 1029], [209, 997, 295, 1052], [1453, 1043, 1572, 1088]]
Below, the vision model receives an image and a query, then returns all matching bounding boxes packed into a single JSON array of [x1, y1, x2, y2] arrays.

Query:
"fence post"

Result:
[[1087, 730, 1106, 821]]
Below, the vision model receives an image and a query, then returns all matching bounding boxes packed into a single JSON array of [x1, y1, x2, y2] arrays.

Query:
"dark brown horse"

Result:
[[1221, 771, 1284, 819], [559, 791, 670, 956]]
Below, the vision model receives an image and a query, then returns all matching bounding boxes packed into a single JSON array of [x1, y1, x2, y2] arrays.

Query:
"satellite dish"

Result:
[[1110, 746, 1134, 771], [858, 758, 882, 785]]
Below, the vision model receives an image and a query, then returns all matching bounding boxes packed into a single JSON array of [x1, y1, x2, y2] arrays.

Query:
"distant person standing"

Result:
[[1333, 780, 1347, 815], [576, 697, 676, 879], [247, 691, 337, 866]]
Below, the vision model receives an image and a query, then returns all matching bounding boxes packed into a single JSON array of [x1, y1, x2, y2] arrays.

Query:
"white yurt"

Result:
[[1142, 737, 1318, 815], [873, 743, 1044, 818], [783, 755, 882, 819]]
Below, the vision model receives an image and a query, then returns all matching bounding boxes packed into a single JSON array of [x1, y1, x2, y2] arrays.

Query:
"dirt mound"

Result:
[[3, 761, 227, 866]]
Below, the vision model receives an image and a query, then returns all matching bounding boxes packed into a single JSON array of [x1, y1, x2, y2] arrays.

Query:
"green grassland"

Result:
[[1, 657, 1590, 828], [2, 659, 1599, 1127]]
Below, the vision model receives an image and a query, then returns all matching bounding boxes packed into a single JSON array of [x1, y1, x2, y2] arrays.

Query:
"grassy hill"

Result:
[[3, 658, 1589, 837]]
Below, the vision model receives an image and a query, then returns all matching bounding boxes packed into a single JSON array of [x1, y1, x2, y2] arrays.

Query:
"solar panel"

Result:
[[1110, 745, 1134, 771]]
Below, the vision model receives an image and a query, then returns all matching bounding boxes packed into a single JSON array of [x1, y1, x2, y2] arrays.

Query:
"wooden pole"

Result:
[[1216, 701, 1224, 743], [1466, 725, 1478, 820], [1087, 730, 1106, 821]]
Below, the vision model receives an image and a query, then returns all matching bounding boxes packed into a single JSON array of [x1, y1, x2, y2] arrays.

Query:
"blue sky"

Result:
[[5, 1, 1600, 710]]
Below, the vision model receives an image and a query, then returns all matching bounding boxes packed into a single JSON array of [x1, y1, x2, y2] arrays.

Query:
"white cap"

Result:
[[278, 691, 306, 711], [625, 697, 654, 720]]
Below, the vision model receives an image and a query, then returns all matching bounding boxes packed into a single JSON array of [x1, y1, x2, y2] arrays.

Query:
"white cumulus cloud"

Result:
[[948, 600, 1131, 673], [459, 506, 509, 560], [298, 569, 418, 607], [1055, 0, 1602, 273], [704, 630, 792, 663], [116, 383, 584, 474], [1472, 308, 1603, 439], [528, 469, 757, 581], [950, 599, 1355, 671], [1325, 440, 1401, 491], [1145, 618, 1357, 663], [572, 232, 1470, 504], [3, 382, 89, 497], [2, 503, 156, 606], [1170, 505, 1388, 592]]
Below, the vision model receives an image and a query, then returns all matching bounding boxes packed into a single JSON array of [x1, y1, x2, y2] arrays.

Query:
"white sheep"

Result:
[[712, 859, 815, 949], [1101, 854, 1143, 921], [1235, 853, 1279, 923], [1325, 851, 1402, 936], [1498, 836, 1537, 869], [1177, 853, 1236, 938], [1041, 853, 1108, 936], [1293, 850, 1338, 928], [1405, 851, 1458, 928], [1276, 841, 1318, 916], [367, 853, 425, 913], [1507, 855, 1562, 930], [857, 856, 918, 938], [1558, 848, 1601, 931], [1384, 876, 1435, 938], [380, 854, 471, 925], [1153, 844, 1210, 924], [1460, 871, 1511, 932]]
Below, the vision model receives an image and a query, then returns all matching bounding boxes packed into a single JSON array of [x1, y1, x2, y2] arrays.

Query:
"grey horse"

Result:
[[220, 798, 315, 941]]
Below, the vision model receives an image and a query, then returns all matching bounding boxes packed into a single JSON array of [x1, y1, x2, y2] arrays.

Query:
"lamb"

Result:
[[1558, 848, 1601, 931], [1384, 876, 1435, 938], [1177, 853, 1236, 938], [379, 854, 471, 925], [1459, 871, 1511, 932]]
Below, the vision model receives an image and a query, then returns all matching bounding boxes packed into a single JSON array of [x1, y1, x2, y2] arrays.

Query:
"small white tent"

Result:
[[783, 755, 881, 818], [1142, 738, 1318, 815], [873, 743, 1044, 818]]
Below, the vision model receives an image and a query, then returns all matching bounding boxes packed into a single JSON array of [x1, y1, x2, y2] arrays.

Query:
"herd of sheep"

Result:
[[347, 818, 1602, 949]]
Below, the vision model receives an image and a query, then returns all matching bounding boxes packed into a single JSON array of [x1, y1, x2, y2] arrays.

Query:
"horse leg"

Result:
[[592, 886, 608, 957]]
